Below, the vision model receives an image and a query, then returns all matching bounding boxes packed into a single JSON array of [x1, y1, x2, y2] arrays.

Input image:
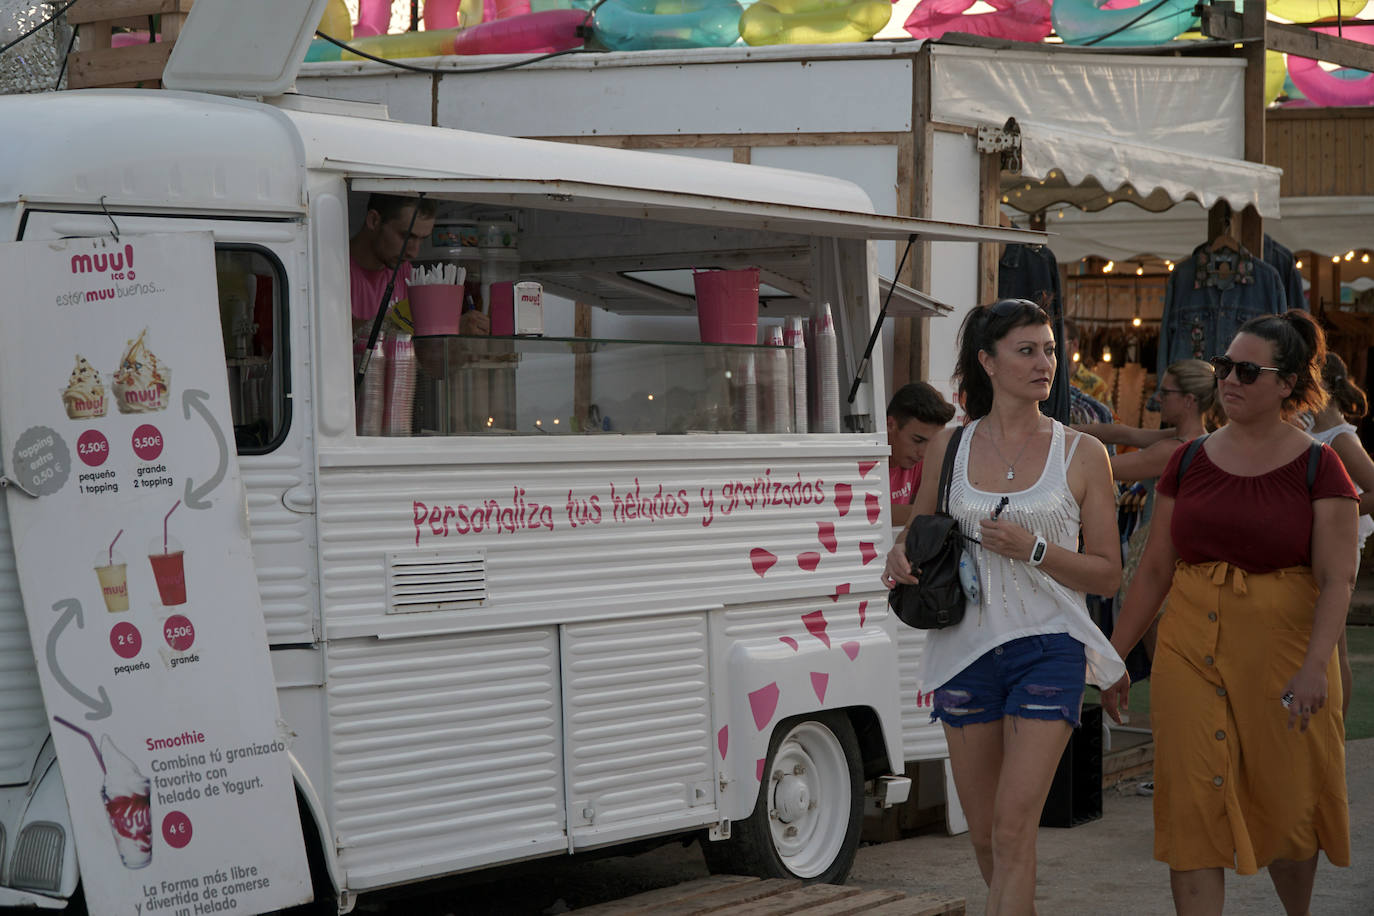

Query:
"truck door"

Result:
[[19, 211, 319, 647]]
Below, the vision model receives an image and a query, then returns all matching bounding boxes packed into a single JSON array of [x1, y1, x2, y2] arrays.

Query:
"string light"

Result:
[[1135, 265, 1144, 276], [1346, 250, 1356, 261], [1103, 260, 1115, 273], [1072, 351, 1081, 363], [1101, 347, 1113, 363], [1132, 317, 1142, 327], [1334, 255, 1342, 263], [1296, 259, 1303, 270], [1166, 260, 1175, 272], [1364, 254, 1371, 264]]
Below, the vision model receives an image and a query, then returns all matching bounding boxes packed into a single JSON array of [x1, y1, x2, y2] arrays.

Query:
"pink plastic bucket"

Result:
[[694, 268, 760, 345], [409, 284, 462, 335]]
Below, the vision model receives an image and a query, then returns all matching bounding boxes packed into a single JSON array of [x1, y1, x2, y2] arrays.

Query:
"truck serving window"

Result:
[[216, 247, 290, 453]]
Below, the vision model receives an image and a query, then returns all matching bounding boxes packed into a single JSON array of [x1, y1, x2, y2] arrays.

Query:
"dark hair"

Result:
[[367, 193, 438, 223], [1234, 309, 1328, 417], [954, 299, 1052, 420], [887, 381, 955, 427], [1322, 352, 1368, 421]]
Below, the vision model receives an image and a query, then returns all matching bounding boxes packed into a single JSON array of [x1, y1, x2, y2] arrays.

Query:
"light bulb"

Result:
[[1102, 350, 1113, 363], [1132, 317, 1142, 327], [1296, 259, 1303, 269], [553, 418, 560, 425], [1347, 250, 1356, 261], [1104, 260, 1115, 273], [1057, 210, 1064, 219], [1166, 261, 1175, 272], [1135, 266, 1144, 276], [647, 394, 654, 401], [1334, 255, 1342, 263], [1072, 351, 1081, 363], [1364, 254, 1371, 264]]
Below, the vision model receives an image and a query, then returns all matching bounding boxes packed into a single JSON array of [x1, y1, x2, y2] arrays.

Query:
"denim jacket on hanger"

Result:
[[1157, 242, 1287, 379]]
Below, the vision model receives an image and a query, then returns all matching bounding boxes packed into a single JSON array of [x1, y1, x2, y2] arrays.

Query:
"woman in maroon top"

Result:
[[1102, 310, 1355, 916]]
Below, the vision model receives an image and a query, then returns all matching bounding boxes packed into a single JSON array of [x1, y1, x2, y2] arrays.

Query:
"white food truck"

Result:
[[0, 2, 1033, 912]]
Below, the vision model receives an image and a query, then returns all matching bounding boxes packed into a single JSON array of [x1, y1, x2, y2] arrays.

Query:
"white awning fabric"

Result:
[[930, 45, 1282, 219], [347, 176, 1041, 245]]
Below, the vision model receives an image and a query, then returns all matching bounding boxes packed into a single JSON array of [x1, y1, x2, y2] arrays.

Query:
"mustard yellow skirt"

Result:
[[1151, 561, 1350, 874]]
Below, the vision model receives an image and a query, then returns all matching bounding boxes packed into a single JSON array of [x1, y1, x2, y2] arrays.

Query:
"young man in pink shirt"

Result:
[[350, 194, 489, 336], [887, 381, 955, 526]]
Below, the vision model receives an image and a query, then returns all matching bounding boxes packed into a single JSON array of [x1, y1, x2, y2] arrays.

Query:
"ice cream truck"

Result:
[[0, 2, 1034, 912]]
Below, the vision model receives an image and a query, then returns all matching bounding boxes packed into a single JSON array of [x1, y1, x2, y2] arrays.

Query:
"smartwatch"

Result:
[[1028, 535, 1048, 567]]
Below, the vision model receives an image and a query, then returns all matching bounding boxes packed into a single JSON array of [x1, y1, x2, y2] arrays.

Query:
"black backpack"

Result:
[[890, 426, 968, 630]]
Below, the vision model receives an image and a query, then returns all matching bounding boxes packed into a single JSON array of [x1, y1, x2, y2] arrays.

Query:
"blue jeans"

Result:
[[931, 633, 1087, 728]]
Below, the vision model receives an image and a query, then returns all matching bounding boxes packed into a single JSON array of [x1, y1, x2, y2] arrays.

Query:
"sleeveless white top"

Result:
[[1310, 422, 1374, 553], [918, 418, 1126, 693]]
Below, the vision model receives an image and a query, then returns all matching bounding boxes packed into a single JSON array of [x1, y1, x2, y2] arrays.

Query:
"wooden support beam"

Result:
[[1200, 4, 1374, 71]]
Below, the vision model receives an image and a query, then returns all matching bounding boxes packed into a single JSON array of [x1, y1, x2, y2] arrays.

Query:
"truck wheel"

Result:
[[703, 711, 863, 884]]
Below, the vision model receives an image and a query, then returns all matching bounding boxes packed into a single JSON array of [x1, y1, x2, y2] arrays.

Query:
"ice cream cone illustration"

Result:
[[54, 717, 152, 870], [113, 328, 170, 414], [62, 355, 107, 419]]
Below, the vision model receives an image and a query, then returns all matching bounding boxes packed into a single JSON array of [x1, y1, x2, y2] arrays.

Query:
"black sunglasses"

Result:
[[1210, 355, 1283, 384]]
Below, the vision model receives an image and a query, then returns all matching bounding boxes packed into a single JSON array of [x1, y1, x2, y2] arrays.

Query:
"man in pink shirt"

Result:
[[887, 381, 955, 526], [350, 194, 489, 336]]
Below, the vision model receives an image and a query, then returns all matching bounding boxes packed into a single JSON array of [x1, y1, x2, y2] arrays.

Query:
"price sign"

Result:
[[131, 424, 164, 461]]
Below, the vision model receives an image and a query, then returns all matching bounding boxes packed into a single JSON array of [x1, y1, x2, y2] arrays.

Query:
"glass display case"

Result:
[[407, 336, 800, 436]]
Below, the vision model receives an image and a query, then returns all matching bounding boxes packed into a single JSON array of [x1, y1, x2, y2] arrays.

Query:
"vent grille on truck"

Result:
[[11, 821, 63, 892], [386, 550, 486, 614]]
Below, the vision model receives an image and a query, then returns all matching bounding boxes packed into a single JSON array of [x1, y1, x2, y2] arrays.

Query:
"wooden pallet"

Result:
[[570, 876, 964, 916], [67, 0, 194, 90]]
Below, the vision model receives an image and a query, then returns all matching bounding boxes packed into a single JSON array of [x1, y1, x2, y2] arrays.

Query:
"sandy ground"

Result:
[[361, 737, 1372, 915]]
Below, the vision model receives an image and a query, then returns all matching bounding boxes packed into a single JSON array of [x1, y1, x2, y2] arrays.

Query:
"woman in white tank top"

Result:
[[882, 299, 1124, 915]]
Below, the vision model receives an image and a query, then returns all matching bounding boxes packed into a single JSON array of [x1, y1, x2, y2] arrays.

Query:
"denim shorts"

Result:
[[931, 633, 1087, 728]]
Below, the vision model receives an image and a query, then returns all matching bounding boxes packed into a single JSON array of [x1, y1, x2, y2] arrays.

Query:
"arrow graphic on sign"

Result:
[[183, 388, 227, 510], [47, 599, 112, 721]]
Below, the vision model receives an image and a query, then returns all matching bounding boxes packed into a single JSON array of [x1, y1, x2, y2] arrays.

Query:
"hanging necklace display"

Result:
[[984, 422, 1037, 480]]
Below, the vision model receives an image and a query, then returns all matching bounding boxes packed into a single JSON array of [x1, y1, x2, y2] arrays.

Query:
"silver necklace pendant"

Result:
[[1006, 469, 1016, 480]]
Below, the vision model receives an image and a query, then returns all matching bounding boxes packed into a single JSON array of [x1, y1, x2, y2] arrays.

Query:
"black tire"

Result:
[[701, 711, 863, 885]]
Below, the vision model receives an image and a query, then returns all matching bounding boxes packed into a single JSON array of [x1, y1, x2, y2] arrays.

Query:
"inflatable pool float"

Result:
[[739, 0, 891, 45], [355, 0, 393, 36], [1287, 25, 1374, 107], [305, 28, 459, 61], [901, 0, 1051, 43], [423, 0, 488, 28], [595, 0, 744, 50], [450, 9, 588, 53], [1267, 0, 1365, 20], [1052, 0, 1195, 47]]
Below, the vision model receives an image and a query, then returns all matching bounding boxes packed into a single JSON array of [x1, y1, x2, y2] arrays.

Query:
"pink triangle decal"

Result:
[[858, 460, 878, 478], [830, 583, 851, 602], [797, 551, 821, 571], [860, 541, 879, 565], [811, 671, 830, 704], [749, 682, 780, 732], [756, 758, 767, 782], [858, 600, 868, 627], [866, 492, 882, 524], [717, 725, 729, 760], [801, 610, 831, 648], [779, 636, 799, 651], [750, 548, 778, 577], [842, 641, 860, 661], [834, 483, 853, 516], [817, 521, 838, 553]]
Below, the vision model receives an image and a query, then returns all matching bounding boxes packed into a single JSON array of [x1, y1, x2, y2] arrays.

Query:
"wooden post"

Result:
[[978, 153, 1002, 308], [1238, 0, 1267, 254], [906, 48, 934, 388], [1309, 251, 1324, 311], [574, 302, 591, 429]]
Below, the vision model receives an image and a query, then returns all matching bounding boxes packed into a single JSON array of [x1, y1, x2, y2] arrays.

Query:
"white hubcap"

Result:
[[766, 721, 850, 878]]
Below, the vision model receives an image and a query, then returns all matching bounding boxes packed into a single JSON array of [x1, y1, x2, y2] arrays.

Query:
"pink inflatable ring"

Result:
[[901, 0, 1052, 43]]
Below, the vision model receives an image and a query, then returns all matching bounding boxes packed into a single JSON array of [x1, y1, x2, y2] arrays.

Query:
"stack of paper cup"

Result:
[[358, 337, 387, 437], [383, 332, 416, 436], [762, 326, 792, 433], [743, 351, 758, 434], [784, 317, 808, 434], [815, 303, 841, 433]]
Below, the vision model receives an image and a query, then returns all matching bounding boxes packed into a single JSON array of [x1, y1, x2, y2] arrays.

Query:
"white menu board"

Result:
[[0, 234, 310, 915]]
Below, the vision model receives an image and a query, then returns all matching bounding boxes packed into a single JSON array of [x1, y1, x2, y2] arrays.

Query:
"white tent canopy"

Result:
[[930, 45, 1282, 219]]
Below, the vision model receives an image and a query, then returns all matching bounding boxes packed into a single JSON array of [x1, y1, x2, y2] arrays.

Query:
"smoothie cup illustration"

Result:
[[149, 501, 186, 606], [95, 530, 129, 613], [54, 717, 152, 869]]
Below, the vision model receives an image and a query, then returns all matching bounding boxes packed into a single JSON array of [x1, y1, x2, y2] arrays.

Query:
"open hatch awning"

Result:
[[347, 176, 1043, 245], [880, 276, 952, 318], [1001, 120, 1283, 219]]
